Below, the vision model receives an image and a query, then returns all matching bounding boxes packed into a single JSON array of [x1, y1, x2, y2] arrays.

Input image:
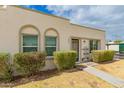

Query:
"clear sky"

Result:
[[22, 5, 124, 41]]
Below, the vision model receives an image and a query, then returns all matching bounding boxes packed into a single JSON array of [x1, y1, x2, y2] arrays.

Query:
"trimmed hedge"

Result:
[[0, 53, 13, 81], [53, 51, 77, 70], [14, 52, 46, 76], [91, 50, 115, 63]]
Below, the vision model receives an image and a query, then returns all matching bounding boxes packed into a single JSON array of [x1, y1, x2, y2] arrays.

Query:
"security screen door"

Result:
[[72, 39, 79, 61]]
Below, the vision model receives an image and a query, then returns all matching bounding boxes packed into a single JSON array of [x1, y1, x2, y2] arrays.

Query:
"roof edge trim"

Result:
[[11, 5, 105, 32], [70, 23, 105, 32], [12, 5, 70, 21]]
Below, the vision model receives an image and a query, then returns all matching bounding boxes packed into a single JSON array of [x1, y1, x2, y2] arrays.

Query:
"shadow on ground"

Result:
[[0, 65, 87, 88], [97, 60, 118, 64]]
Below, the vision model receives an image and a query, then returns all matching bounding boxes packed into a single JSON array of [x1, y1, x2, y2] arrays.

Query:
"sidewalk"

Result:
[[83, 66, 124, 88]]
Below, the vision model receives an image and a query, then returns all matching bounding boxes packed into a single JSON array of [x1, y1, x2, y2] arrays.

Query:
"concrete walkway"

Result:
[[83, 66, 124, 88]]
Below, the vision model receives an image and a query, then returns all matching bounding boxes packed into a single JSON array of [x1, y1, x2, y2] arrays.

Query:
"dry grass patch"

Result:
[[95, 60, 124, 79], [16, 69, 113, 88]]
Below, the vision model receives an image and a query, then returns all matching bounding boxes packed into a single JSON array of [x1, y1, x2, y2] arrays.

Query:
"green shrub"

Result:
[[14, 52, 46, 76], [0, 53, 13, 82], [53, 51, 77, 70], [91, 50, 115, 63]]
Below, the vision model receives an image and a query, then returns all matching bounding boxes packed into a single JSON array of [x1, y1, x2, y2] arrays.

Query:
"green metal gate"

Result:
[[119, 44, 124, 53]]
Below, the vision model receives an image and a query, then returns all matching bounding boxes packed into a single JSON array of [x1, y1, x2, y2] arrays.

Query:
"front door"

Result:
[[72, 39, 79, 61]]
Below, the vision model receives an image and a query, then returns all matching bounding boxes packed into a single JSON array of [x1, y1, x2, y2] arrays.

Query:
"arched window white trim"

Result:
[[19, 25, 40, 52], [44, 28, 59, 56]]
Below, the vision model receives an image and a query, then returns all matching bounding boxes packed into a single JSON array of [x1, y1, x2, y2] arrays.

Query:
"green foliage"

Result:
[[114, 40, 123, 44], [91, 50, 115, 63], [14, 52, 46, 76], [0, 53, 13, 82], [53, 51, 77, 71]]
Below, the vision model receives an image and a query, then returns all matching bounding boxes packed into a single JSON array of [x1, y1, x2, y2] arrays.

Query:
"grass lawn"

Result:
[[15, 69, 113, 88], [95, 59, 124, 79]]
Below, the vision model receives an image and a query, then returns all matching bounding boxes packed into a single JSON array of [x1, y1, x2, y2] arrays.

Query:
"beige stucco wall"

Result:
[[0, 6, 106, 70]]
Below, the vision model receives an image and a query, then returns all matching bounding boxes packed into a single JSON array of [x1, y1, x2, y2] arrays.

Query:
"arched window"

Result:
[[19, 25, 40, 52], [45, 28, 59, 56]]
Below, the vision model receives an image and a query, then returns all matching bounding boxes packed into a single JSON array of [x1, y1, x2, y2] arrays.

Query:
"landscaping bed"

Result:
[[0, 69, 58, 87], [95, 59, 124, 79], [0, 51, 114, 88], [15, 68, 113, 88]]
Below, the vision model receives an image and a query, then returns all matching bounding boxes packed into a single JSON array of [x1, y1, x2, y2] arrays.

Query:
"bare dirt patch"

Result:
[[0, 66, 113, 88], [95, 60, 124, 79]]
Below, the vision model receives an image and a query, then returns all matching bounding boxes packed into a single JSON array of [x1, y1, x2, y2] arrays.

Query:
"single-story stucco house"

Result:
[[0, 5, 106, 70]]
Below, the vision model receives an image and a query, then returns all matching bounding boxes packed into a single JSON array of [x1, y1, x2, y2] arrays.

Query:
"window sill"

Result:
[[46, 56, 54, 60]]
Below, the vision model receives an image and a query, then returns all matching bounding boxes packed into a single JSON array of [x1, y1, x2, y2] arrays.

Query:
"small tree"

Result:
[[114, 40, 123, 44]]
